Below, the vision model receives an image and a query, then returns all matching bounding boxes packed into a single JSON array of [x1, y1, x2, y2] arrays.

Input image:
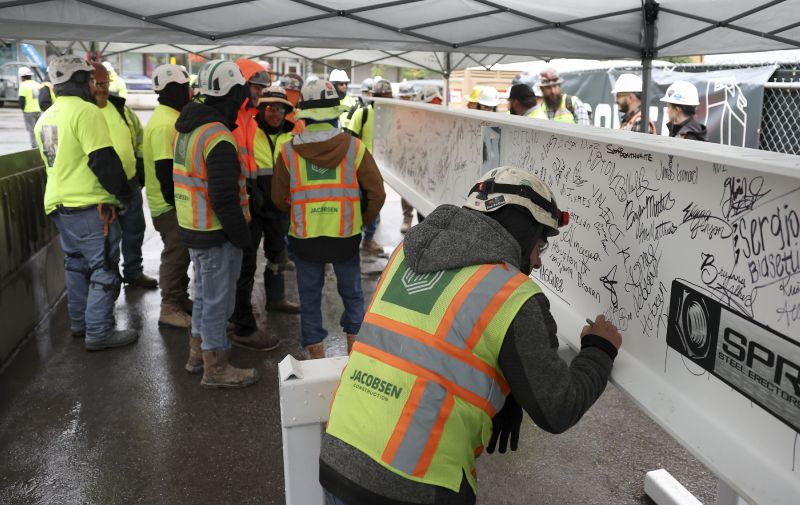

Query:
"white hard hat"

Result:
[[464, 166, 568, 237], [611, 73, 643, 94], [18, 66, 33, 77], [397, 82, 416, 97], [660, 80, 700, 106], [198, 59, 246, 97], [477, 86, 500, 107], [532, 83, 542, 97], [360, 77, 374, 94], [329, 69, 350, 83], [48, 56, 93, 85], [296, 80, 348, 121], [418, 85, 443, 103], [152, 64, 190, 92], [306, 73, 320, 84], [372, 79, 392, 96], [102, 61, 114, 72], [257, 85, 294, 110]]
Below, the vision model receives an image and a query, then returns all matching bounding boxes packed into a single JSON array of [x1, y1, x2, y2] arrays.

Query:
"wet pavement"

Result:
[[0, 110, 719, 504]]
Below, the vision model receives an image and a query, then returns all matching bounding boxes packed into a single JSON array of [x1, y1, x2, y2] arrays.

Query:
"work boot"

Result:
[[200, 350, 260, 389], [346, 334, 357, 354], [85, 329, 139, 352], [400, 216, 413, 234], [231, 331, 281, 352], [305, 342, 326, 360], [178, 297, 193, 314], [123, 272, 159, 289], [185, 335, 203, 374], [266, 299, 300, 314], [159, 303, 192, 329], [71, 328, 85, 338], [361, 239, 386, 256]]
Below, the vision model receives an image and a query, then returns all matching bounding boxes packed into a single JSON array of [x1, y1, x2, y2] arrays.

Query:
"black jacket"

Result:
[[174, 101, 250, 249], [668, 118, 707, 141], [252, 115, 294, 220]]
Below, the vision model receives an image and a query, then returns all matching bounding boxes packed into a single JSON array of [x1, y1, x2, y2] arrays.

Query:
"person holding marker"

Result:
[[320, 166, 622, 505]]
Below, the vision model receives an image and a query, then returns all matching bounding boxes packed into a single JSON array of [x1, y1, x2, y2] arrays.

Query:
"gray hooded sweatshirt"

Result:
[[320, 205, 616, 505]]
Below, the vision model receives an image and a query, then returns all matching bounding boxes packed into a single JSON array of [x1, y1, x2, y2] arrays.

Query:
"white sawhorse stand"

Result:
[[279, 355, 348, 505]]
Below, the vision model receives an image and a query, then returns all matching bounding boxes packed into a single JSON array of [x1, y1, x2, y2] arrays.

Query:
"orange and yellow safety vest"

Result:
[[326, 245, 542, 493], [173, 121, 250, 231]]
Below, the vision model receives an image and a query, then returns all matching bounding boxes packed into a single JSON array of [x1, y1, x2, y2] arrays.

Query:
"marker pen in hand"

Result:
[[586, 318, 594, 326]]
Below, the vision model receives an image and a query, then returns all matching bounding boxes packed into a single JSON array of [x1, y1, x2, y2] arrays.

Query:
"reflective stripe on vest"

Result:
[[530, 94, 576, 123], [173, 122, 249, 231], [281, 137, 362, 239], [326, 245, 541, 493]]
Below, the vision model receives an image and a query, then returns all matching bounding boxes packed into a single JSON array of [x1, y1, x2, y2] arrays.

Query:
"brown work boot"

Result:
[[231, 331, 281, 352], [400, 216, 413, 234], [346, 334, 357, 354], [266, 299, 300, 314], [283, 259, 296, 272], [159, 303, 192, 328], [185, 335, 203, 374], [200, 350, 260, 388], [305, 342, 326, 360], [361, 239, 386, 256]]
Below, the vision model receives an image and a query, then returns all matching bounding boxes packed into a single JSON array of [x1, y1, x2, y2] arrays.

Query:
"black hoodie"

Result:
[[174, 101, 250, 250], [668, 117, 707, 141]]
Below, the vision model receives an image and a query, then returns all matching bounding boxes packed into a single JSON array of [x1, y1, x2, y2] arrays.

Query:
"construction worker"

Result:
[[612, 73, 656, 134], [90, 62, 158, 290], [506, 83, 539, 117], [360, 77, 374, 101], [102, 62, 128, 98], [271, 79, 386, 360], [397, 82, 416, 101], [661, 81, 707, 141], [228, 85, 300, 348], [173, 59, 259, 388], [418, 84, 443, 105], [345, 78, 391, 256], [143, 64, 194, 328], [233, 58, 272, 177], [17, 66, 41, 148], [465, 85, 483, 109], [330, 68, 358, 129], [320, 166, 621, 505], [476, 86, 500, 112], [34, 56, 137, 351], [530, 68, 591, 125], [38, 79, 56, 111], [280, 72, 305, 134]]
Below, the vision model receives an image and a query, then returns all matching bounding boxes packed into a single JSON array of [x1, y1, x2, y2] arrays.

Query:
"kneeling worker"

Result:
[[320, 166, 622, 504]]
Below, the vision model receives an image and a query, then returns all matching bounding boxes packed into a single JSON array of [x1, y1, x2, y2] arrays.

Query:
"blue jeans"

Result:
[[51, 207, 121, 342], [362, 214, 380, 241], [117, 179, 146, 279], [294, 254, 364, 347], [189, 242, 243, 351]]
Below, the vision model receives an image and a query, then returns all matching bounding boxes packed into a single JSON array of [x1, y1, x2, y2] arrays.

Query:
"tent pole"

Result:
[[640, 0, 659, 133], [444, 52, 451, 106]]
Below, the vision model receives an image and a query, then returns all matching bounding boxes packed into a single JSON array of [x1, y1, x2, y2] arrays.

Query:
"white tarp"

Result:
[[1, 0, 798, 64]]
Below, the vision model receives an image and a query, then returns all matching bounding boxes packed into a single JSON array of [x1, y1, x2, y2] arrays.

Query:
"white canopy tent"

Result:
[[2, 0, 799, 125]]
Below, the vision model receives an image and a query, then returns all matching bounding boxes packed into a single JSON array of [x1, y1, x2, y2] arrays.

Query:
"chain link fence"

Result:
[[759, 65, 800, 155]]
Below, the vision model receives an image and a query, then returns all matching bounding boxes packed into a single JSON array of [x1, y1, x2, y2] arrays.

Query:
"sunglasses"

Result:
[[537, 239, 549, 254], [264, 104, 288, 114]]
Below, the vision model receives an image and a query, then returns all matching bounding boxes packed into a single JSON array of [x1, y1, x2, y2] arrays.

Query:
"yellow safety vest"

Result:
[[35, 96, 118, 214], [529, 95, 577, 123], [326, 245, 541, 493], [339, 94, 359, 130], [346, 104, 374, 153], [253, 129, 292, 176], [280, 136, 365, 239], [19, 79, 42, 113], [143, 104, 179, 217], [172, 122, 250, 231]]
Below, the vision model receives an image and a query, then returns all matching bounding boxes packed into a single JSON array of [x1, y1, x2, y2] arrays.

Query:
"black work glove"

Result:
[[486, 394, 522, 454]]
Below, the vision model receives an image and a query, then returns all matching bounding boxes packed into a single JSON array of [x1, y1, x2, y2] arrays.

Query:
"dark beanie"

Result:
[[508, 83, 536, 101]]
